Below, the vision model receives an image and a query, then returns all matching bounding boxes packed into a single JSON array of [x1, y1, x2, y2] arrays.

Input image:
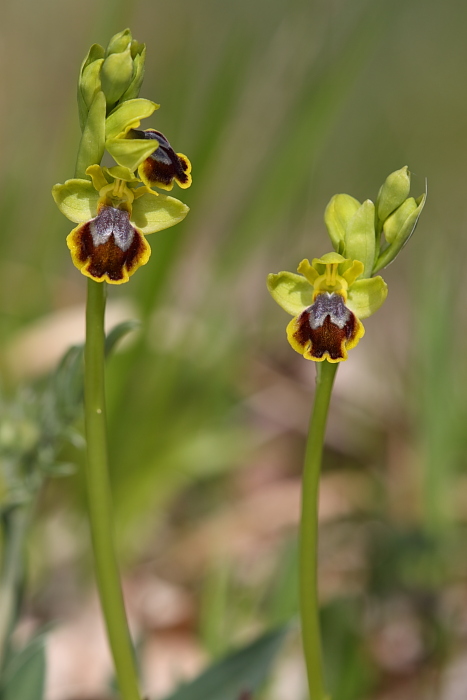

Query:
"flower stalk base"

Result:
[[299, 361, 338, 700], [84, 278, 141, 700]]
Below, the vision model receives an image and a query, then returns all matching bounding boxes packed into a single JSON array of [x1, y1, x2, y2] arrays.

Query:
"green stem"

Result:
[[84, 278, 141, 700], [0, 503, 31, 672], [299, 361, 338, 700]]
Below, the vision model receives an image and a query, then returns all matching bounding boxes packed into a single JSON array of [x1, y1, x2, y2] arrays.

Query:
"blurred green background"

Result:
[[2, 0, 467, 698]]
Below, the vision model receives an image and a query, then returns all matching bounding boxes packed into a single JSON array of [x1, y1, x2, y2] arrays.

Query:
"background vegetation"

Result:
[[1, 0, 467, 698]]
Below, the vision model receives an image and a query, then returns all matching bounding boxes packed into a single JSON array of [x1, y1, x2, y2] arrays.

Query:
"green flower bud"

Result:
[[77, 43, 105, 130], [101, 46, 134, 107], [106, 28, 132, 55], [383, 197, 417, 244], [374, 193, 426, 273], [80, 58, 105, 110], [324, 194, 361, 252], [77, 30, 147, 128], [376, 166, 411, 224], [344, 200, 376, 279], [120, 46, 146, 102]]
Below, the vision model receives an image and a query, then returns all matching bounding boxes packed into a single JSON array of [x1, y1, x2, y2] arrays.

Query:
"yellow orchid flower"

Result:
[[267, 252, 388, 362], [52, 165, 188, 284]]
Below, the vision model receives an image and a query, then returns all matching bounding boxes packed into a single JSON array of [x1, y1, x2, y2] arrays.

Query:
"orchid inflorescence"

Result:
[[52, 29, 192, 285], [268, 167, 425, 362]]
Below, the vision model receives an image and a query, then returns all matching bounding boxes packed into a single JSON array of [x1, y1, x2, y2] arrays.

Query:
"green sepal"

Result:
[[106, 136, 159, 171], [75, 91, 106, 179], [131, 192, 190, 235], [105, 98, 159, 139], [324, 194, 361, 251], [376, 166, 411, 224], [344, 200, 376, 279], [374, 193, 426, 273], [52, 179, 99, 223], [101, 47, 134, 107], [383, 197, 417, 244], [77, 43, 105, 131], [106, 28, 132, 56], [267, 271, 313, 316], [346, 276, 388, 319], [120, 48, 146, 102]]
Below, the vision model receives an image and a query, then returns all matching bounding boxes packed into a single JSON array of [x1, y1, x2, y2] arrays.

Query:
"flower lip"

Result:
[[287, 291, 364, 362], [131, 128, 192, 190], [69, 203, 150, 284]]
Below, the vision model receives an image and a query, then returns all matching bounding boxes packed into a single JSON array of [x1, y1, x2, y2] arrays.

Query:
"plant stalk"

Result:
[[299, 360, 338, 700], [84, 278, 141, 700]]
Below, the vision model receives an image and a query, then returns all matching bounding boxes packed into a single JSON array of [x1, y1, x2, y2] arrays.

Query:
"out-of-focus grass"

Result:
[[3, 0, 467, 695]]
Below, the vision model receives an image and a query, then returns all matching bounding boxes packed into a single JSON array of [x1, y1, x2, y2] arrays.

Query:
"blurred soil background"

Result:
[[2, 0, 467, 698]]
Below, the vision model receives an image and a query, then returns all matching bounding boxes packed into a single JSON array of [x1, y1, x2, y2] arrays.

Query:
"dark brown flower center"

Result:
[[293, 292, 358, 360]]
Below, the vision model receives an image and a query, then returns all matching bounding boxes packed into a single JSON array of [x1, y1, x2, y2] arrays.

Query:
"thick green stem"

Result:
[[84, 279, 141, 700], [299, 361, 338, 700], [0, 504, 31, 672]]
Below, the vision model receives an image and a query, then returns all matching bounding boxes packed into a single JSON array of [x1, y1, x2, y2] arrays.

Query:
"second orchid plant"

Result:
[[268, 167, 425, 700], [52, 30, 192, 700]]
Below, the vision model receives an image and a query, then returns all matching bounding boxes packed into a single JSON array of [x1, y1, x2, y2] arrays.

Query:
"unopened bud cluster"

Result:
[[324, 166, 425, 277], [78, 29, 146, 128]]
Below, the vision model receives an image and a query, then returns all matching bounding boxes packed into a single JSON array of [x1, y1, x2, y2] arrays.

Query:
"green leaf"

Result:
[[1, 634, 46, 700], [105, 320, 141, 356], [52, 343, 84, 421], [161, 626, 287, 700]]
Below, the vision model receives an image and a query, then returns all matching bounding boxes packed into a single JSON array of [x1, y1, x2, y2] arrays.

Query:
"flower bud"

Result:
[[324, 194, 361, 252], [78, 43, 105, 130], [383, 197, 417, 244], [106, 28, 132, 55], [100, 46, 134, 107], [344, 200, 376, 279], [376, 166, 411, 224], [374, 193, 426, 272], [77, 30, 147, 129], [120, 44, 146, 102]]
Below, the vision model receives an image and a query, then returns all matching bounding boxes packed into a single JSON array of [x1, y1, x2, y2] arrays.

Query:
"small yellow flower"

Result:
[[52, 165, 189, 284], [131, 129, 192, 192], [267, 252, 388, 362], [103, 103, 192, 192]]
